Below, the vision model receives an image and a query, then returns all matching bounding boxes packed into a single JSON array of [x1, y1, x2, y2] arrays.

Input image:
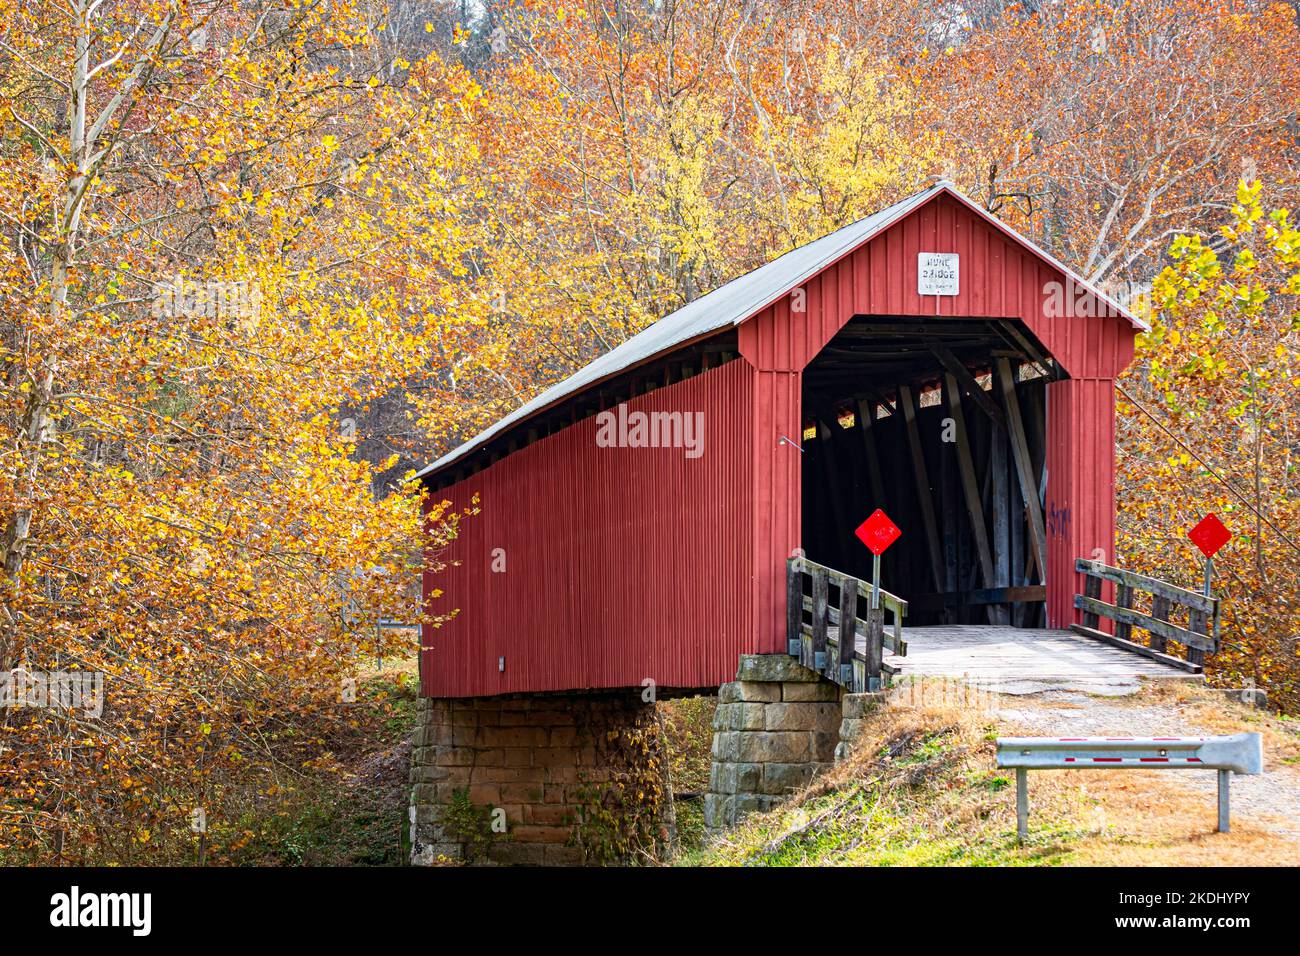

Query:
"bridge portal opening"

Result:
[[800, 316, 1051, 627]]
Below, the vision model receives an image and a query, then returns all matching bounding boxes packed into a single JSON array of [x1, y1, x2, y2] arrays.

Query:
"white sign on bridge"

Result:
[[918, 252, 959, 296]]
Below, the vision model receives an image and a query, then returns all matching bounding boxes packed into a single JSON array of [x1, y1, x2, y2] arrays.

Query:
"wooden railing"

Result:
[[786, 555, 907, 692], [1072, 559, 1220, 674]]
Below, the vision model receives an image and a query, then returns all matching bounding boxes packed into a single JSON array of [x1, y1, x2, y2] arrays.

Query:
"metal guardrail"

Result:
[[996, 733, 1263, 840]]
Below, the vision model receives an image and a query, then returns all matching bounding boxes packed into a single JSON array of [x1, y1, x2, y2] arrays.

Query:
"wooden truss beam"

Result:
[[897, 384, 944, 592], [996, 357, 1047, 579]]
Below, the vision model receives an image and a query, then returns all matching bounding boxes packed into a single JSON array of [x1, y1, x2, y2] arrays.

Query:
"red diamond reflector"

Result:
[[1188, 513, 1231, 558], [855, 509, 901, 556]]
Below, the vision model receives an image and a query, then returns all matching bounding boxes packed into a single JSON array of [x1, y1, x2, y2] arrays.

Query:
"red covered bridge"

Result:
[[407, 181, 1220, 863], [416, 181, 1150, 697]]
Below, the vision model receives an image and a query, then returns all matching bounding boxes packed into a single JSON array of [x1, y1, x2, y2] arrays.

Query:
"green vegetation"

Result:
[[442, 790, 498, 863], [227, 668, 420, 867], [657, 695, 718, 856]]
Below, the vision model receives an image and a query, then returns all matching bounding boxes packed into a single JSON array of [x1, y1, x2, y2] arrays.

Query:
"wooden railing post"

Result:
[[1115, 583, 1133, 642], [1149, 594, 1170, 653], [808, 568, 829, 672], [838, 576, 859, 686], [1188, 608, 1208, 668], [1082, 573, 1102, 630], [864, 606, 885, 691], [786, 558, 803, 656]]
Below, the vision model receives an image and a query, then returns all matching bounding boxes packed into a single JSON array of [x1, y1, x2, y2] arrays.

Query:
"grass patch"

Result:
[[689, 682, 1300, 867], [689, 702, 1081, 866]]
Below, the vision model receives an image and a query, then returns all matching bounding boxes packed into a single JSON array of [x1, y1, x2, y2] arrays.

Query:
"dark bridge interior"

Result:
[[800, 315, 1052, 627]]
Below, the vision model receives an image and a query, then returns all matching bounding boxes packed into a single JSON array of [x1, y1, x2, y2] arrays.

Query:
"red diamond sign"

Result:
[[1189, 513, 1231, 558], [855, 509, 901, 556]]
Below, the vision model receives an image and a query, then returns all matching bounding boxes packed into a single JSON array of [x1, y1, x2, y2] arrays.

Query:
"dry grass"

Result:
[[690, 680, 1300, 867], [1136, 681, 1300, 763], [1000, 681, 1300, 866]]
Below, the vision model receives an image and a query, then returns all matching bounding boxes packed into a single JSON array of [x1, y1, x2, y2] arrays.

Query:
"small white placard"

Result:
[[918, 252, 959, 296]]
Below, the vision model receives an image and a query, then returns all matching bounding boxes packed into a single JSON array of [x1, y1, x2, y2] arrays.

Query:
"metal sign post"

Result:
[[871, 553, 881, 610], [1189, 512, 1231, 597], [854, 509, 901, 692]]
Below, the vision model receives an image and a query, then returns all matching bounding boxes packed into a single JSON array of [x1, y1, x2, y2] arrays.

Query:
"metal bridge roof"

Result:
[[416, 181, 1141, 481]]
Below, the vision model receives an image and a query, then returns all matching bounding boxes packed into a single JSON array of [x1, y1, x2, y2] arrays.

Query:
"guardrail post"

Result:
[[1217, 770, 1230, 834], [1015, 767, 1028, 843]]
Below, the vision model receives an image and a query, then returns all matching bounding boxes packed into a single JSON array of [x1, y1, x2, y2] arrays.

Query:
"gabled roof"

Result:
[[417, 181, 1142, 481]]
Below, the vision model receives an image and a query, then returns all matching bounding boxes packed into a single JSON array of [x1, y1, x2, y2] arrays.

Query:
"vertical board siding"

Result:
[[748, 366, 801, 653], [421, 359, 753, 697], [741, 195, 1134, 376], [1045, 377, 1118, 628], [740, 194, 1135, 647], [423, 192, 1136, 697]]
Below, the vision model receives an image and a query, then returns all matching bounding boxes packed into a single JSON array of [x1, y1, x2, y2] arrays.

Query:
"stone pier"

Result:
[[704, 655, 844, 833], [835, 691, 887, 760], [408, 691, 661, 865]]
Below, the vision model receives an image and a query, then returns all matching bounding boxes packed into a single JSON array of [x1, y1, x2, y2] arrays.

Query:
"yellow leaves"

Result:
[[1236, 177, 1263, 210], [1121, 191, 1300, 710]]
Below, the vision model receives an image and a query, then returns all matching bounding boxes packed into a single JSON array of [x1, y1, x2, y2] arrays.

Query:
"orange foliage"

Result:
[[0, 0, 1297, 863], [0, 0, 470, 860]]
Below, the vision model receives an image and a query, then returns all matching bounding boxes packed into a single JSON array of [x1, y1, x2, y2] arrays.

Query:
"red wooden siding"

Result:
[[738, 193, 1136, 646], [738, 194, 1134, 377], [421, 359, 754, 697], [745, 367, 801, 654], [422, 189, 1137, 697], [1045, 378, 1118, 628]]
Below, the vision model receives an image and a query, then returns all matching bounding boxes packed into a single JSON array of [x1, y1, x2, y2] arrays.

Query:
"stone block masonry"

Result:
[[835, 692, 887, 761], [704, 655, 843, 833], [409, 691, 661, 865]]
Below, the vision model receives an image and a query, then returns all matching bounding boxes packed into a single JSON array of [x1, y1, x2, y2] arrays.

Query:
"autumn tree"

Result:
[[909, 0, 1300, 288], [0, 0, 475, 861], [409, 0, 941, 450], [1118, 180, 1299, 711]]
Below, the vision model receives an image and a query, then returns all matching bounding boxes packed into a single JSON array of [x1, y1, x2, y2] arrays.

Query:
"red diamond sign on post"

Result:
[[855, 509, 901, 556], [1189, 513, 1231, 558]]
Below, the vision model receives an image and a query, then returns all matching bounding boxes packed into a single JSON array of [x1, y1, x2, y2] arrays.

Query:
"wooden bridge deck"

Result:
[[876, 625, 1200, 695]]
